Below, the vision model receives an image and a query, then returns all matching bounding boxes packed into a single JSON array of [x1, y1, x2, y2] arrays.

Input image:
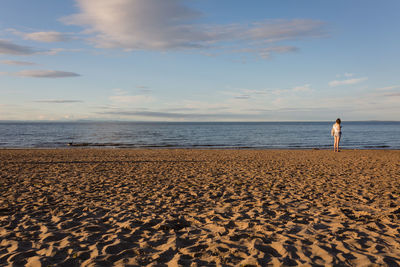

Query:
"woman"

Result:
[[331, 118, 342, 152]]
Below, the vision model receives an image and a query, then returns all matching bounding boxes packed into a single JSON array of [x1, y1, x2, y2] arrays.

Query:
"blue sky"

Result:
[[0, 0, 399, 121]]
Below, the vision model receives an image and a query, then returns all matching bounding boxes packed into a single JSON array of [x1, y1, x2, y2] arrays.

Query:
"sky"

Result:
[[0, 0, 399, 121]]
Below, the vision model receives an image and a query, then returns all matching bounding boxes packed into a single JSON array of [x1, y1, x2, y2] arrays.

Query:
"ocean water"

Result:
[[0, 121, 399, 149]]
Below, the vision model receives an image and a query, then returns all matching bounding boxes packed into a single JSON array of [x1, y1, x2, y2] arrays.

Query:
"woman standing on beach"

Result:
[[331, 118, 342, 152]]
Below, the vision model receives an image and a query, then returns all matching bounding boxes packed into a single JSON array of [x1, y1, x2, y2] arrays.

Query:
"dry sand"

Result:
[[0, 149, 399, 266]]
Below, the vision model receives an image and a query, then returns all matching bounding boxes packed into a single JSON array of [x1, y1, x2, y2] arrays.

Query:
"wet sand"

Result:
[[0, 149, 399, 266]]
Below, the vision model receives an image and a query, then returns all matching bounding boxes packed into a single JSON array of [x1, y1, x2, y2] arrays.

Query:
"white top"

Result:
[[332, 123, 341, 136]]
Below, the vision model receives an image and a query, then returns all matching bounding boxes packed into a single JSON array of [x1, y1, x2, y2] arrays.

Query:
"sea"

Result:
[[0, 121, 399, 149]]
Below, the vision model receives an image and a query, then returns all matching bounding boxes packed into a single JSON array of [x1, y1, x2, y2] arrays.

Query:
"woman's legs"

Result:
[[334, 136, 337, 151], [334, 136, 340, 152]]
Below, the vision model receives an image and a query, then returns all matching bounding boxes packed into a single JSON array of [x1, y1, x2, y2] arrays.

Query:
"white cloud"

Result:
[[238, 46, 298, 59], [61, 0, 325, 56], [329, 77, 367, 87], [15, 70, 81, 78], [109, 95, 154, 104], [244, 19, 324, 42], [180, 100, 231, 111], [34, 99, 83, 103], [38, 48, 82, 56], [10, 29, 71, 42], [292, 84, 311, 92], [25, 31, 70, 42], [376, 85, 400, 91], [96, 110, 241, 120], [344, 72, 354, 77], [112, 88, 125, 95], [109, 88, 154, 104], [234, 95, 251, 99], [336, 72, 354, 78], [61, 0, 202, 50], [271, 89, 290, 95], [242, 89, 270, 95], [0, 39, 36, 55], [1, 60, 36, 66]]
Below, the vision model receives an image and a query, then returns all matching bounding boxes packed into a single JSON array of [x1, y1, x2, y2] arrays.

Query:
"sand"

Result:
[[0, 149, 399, 266]]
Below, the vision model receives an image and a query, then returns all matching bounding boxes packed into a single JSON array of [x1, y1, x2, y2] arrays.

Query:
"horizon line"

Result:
[[0, 119, 399, 123]]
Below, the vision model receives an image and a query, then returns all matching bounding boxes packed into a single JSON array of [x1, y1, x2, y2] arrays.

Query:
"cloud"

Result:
[[38, 48, 82, 55], [224, 86, 306, 99], [244, 19, 324, 42], [33, 99, 83, 103], [237, 84, 310, 96], [384, 92, 400, 97], [376, 85, 400, 91], [0, 39, 78, 56], [136, 85, 153, 93], [15, 70, 81, 78], [100, 110, 188, 118], [0, 39, 36, 55], [10, 29, 71, 42], [109, 95, 154, 104], [61, 0, 202, 50], [329, 77, 368, 87], [96, 105, 347, 121], [336, 72, 354, 78], [234, 95, 250, 99], [97, 110, 257, 120], [61, 0, 325, 56], [344, 72, 354, 77], [24, 31, 70, 42], [236, 46, 298, 59], [242, 89, 271, 95], [258, 46, 298, 59], [1, 60, 37, 66], [292, 84, 311, 92], [109, 88, 154, 104]]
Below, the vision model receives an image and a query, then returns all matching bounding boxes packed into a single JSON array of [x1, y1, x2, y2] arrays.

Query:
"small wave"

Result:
[[67, 142, 130, 147]]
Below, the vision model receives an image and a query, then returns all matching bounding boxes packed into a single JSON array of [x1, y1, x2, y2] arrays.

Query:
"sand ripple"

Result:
[[0, 149, 399, 266]]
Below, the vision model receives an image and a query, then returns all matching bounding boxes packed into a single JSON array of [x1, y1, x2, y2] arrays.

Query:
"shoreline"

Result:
[[1, 149, 399, 266], [0, 147, 399, 151]]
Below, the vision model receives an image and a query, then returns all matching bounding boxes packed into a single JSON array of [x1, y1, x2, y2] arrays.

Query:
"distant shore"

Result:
[[1, 149, 399, 266]]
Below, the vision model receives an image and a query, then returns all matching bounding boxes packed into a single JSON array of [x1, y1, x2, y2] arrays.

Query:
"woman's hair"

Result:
[[336, 118, 341, 124]]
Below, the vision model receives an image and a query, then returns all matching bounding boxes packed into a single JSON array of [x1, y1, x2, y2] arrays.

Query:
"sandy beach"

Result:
[[0, 149, 399, 266]]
